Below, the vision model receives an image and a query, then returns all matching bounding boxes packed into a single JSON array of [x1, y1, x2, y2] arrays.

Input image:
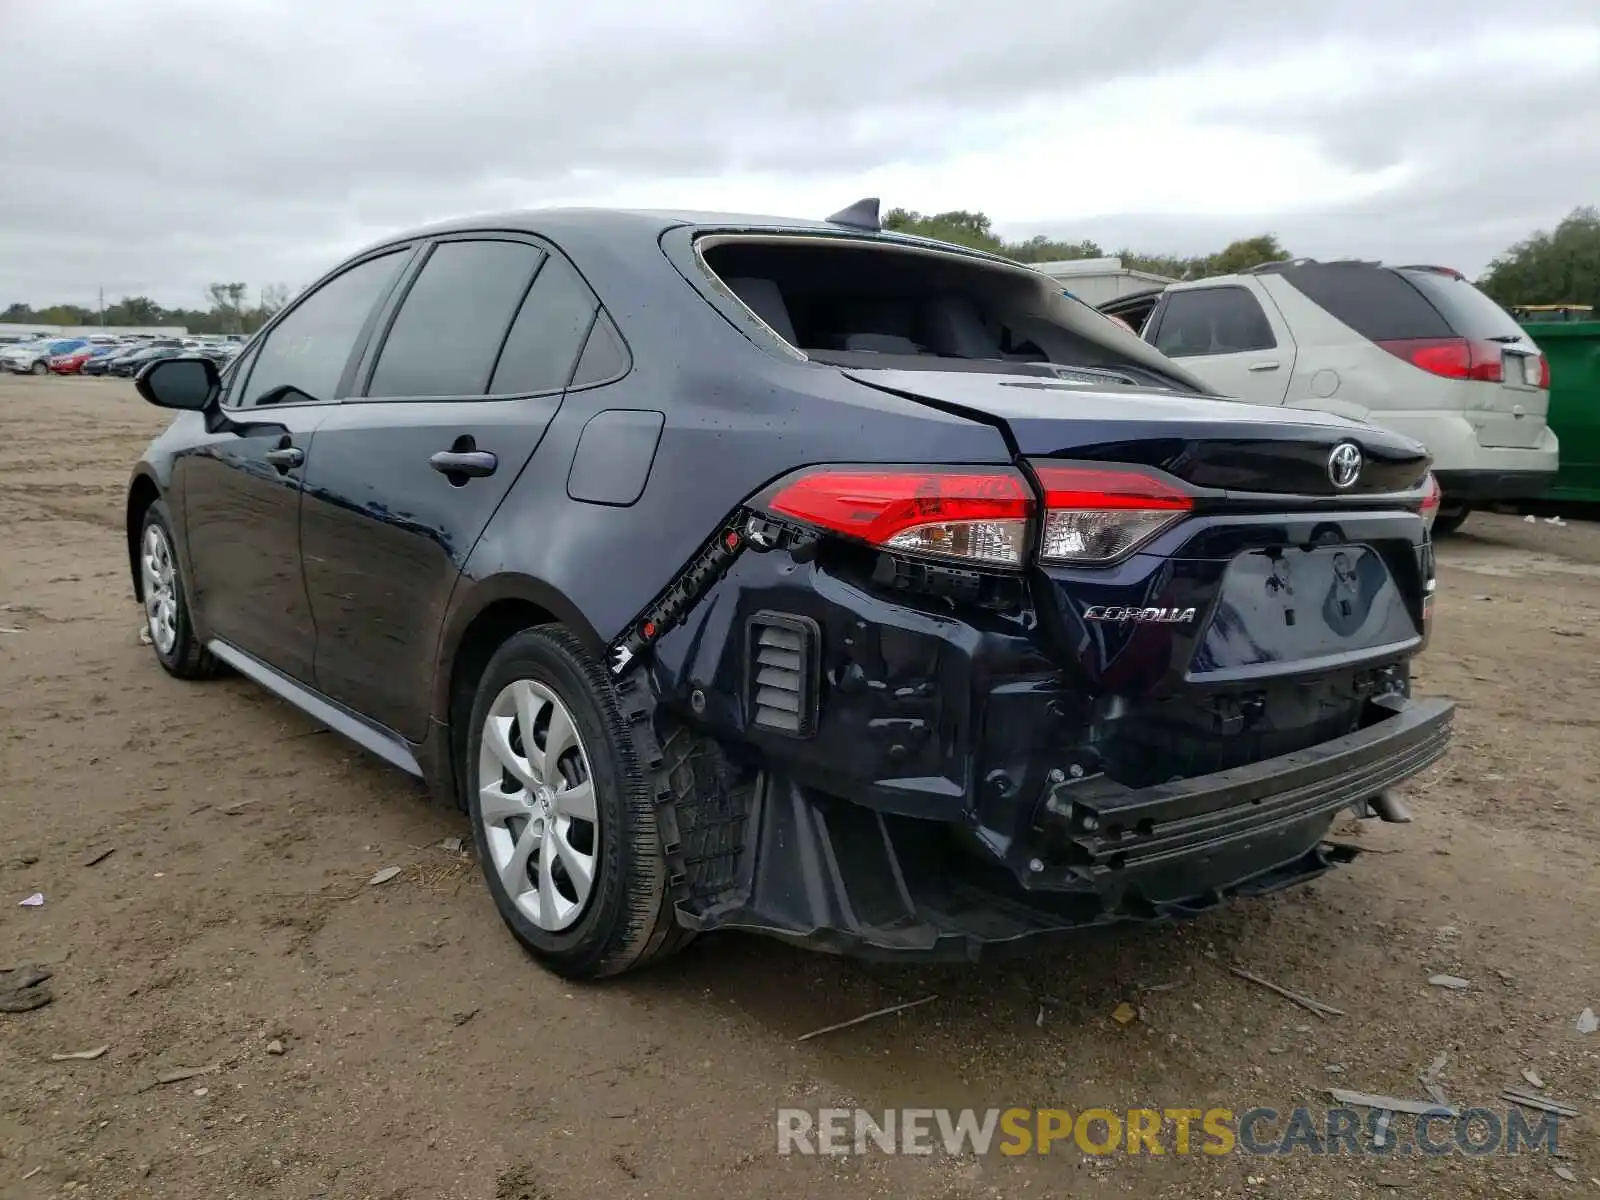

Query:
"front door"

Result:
[[179, 247, 414, 682], [300, 235, 604, 742], [1149, 284, 1297, 406]]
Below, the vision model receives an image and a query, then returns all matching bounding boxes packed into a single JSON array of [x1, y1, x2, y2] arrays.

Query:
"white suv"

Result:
[[1099, 261, 1557, 533]]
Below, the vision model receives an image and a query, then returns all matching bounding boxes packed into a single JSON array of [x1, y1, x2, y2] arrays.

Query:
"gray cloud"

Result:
[[2, 0, 1595, 307]]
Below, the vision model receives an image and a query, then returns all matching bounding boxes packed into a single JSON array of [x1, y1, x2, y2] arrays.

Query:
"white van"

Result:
[[1098, 260, 1557, 533]]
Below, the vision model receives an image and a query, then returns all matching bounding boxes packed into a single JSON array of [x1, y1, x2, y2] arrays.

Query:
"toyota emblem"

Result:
[[1328, 442, 1363, 490]]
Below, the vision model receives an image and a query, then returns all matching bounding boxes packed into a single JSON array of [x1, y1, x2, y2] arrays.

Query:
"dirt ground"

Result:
[[1, 375, 1596, 1200]]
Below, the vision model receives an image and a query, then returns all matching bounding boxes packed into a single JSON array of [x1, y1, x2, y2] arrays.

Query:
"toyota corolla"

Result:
[[125, 199, 1453, 978]]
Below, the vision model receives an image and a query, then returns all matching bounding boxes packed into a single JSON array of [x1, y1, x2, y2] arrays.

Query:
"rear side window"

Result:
[[369, 240, 545, 398], [237, 250, 407, 408], [1278, 264, 1453, 341], [489, 252, 599, 394], [1396, 269, 1526, 340], [570, 311, 628, 386], [1152, 287, 1276, 357]]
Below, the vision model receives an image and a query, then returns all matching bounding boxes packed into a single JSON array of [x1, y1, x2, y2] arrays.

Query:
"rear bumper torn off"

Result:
[[677, 696, 1454, 961]]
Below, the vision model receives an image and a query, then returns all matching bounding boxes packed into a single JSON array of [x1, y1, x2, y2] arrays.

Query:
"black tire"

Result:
[[465, 626, 693, 979], [138, 499, 223, 679], [1433, 504, 1471, 537], [29, 360, 48, 376]]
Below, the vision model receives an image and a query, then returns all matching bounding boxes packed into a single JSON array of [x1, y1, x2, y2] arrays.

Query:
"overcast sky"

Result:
[[3, 0, 1597, 311]]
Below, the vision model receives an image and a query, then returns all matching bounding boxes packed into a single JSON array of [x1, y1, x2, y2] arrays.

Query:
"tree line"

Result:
[[883, 207, 1295, 279], [4, 205, 1596, 331], [2, 282, 293, 334], [884, 204, 1600, 310]]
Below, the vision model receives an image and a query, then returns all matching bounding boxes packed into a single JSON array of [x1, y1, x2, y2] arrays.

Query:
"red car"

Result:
[[48, 347, 101, 375]]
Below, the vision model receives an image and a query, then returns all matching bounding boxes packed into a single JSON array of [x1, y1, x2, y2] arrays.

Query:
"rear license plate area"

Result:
[[1189, 546, 1417, 679]]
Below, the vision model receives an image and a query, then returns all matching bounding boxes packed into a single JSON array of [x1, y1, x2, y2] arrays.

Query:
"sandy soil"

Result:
[[1, 375, 1596, 1200]]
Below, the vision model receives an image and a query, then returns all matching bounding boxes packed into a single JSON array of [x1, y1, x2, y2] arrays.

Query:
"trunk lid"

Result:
[[844, 366, 1434, 788], [842, 366, 1431, 494]]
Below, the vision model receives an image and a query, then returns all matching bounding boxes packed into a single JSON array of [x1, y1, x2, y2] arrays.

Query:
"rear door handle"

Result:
[[429, 450, 498, 478], [264, 446, 303, 470], [1247, 360, 1281, 372]]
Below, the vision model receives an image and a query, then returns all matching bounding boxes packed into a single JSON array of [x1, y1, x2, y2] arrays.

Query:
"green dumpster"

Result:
[[1520, 320, 1600, 502]]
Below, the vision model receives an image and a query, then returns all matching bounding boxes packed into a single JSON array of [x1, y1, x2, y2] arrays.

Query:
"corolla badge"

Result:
[[1328, 441, 1363, 490], [1083, 605, 1197, 625]]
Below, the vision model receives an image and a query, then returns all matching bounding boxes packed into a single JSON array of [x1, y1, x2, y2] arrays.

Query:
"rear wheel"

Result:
[[29, 360, 48, 376], [1433, 503, 1471, 537], [466, 626, 691, 979]]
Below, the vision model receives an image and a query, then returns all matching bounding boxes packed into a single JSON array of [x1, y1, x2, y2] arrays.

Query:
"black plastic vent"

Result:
[[747, 612, 819, 737]]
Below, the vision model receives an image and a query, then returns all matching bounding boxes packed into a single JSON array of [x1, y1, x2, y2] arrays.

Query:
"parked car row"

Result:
[[0, 335, 243, 377]]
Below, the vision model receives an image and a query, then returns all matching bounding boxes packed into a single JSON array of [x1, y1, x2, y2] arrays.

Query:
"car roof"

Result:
[[355, 206, 1008, 263]]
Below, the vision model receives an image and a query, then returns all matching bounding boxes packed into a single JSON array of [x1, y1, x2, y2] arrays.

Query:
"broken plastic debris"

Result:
[[1229, 965, 1345, 1017], [440, 837, 464, 853], [1554, 1165, 1578, 1183], [18, 893, 43, 908], [1545, 516, 1568, 527], [138, 624, 153, 645], [1428, 974, 1470, 990], [1501, 1088, 1579, 1118], [1524, 514, 1537, 523], [1112, 1002, 1137, 1025], [1419, 1052, 1451, 1106], [1329, 1088, 1458, 1117], [51, 1045, 110, 1061], [149, 1064, 220, 1087], [1577, 1008, 1598, 1034], [368, 866, 402, 886], [1523, 1068, 1545, 1090], [795, 994, 938, 1042]]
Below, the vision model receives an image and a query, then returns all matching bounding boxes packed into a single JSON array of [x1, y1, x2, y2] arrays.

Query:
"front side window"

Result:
[[1153, 287, 1276, 357], [234, 250, 407, 408]]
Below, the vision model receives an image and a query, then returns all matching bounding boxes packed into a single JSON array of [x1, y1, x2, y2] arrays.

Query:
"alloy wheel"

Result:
[[140, 524, 180, 655], [476, 679, 600, 932]]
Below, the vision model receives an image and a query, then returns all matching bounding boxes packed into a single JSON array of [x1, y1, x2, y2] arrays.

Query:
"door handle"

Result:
[[429, 450, 498, 478], [264, 446, 303, 470], [1247, 361, 1281, 372]]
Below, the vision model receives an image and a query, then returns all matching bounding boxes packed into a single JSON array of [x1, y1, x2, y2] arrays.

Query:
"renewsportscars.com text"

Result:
[[776, 1107, 1561, 1158]]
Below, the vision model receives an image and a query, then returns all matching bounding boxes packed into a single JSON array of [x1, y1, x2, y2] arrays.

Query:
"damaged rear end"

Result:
[[634, 255, 1454, 960]]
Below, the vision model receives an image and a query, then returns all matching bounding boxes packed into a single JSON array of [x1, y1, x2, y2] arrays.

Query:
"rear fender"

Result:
[[429, 572, 605, 724]]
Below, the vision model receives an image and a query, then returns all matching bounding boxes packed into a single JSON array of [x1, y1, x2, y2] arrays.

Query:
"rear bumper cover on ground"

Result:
[[678, 695, 1454, 961]]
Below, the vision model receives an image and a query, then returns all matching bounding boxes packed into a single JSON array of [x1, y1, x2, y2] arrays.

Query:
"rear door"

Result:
[[1146, 284, 1296, 405], [298, 234, 604, 741]]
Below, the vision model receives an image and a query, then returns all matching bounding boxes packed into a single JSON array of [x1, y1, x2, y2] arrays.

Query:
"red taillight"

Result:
[[757, 466, 1034, 567], [1376, 337, 1503, 383], [1537, 355, 1551, 389], [1419, 472, 1442, 536], [1031, 463, 1193, 564]]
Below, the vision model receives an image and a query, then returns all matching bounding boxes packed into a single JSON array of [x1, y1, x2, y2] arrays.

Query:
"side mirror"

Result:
[[135, 356, 218, 411]]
